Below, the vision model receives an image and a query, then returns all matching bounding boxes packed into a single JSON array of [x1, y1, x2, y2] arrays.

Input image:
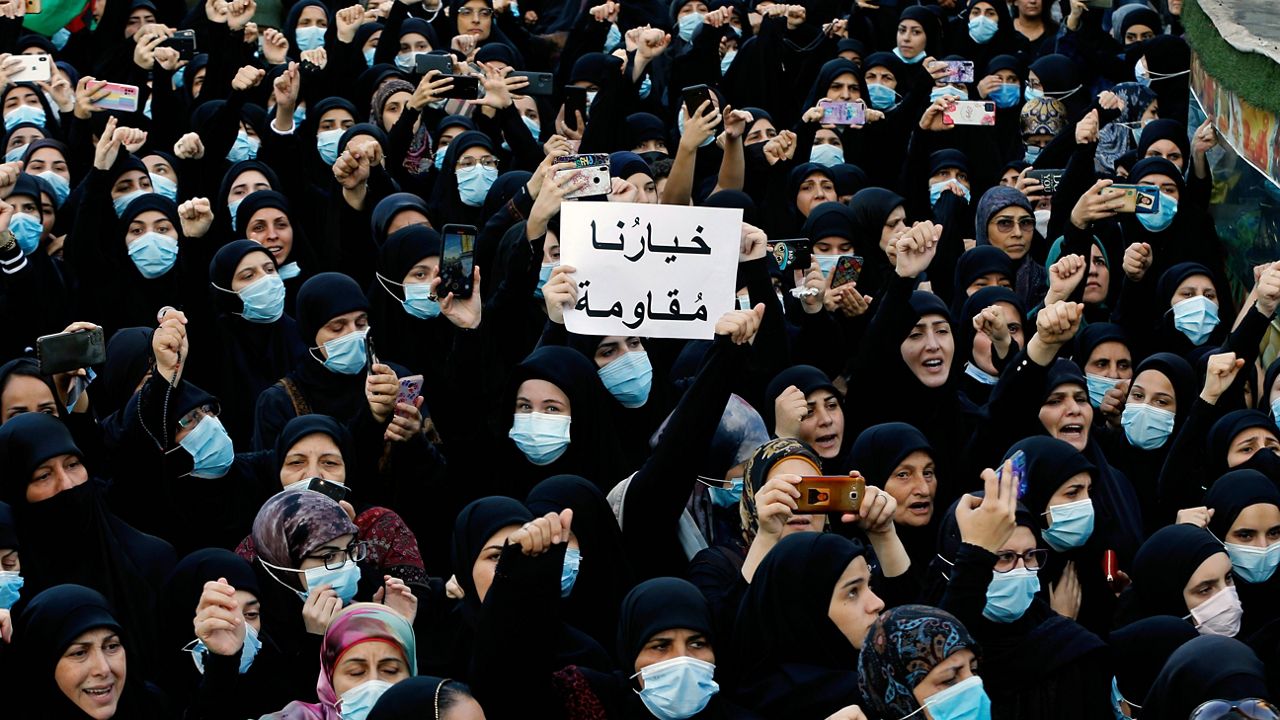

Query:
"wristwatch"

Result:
[[0, 229, 16, 255]]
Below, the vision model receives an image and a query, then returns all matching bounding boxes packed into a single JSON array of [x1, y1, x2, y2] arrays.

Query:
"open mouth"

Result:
[[907, 500, 932, 515], [83, 684, 115, 705], [922, 358, 945, 373], [814, 433, 840, 451], [1058, 423, 1085, 441]]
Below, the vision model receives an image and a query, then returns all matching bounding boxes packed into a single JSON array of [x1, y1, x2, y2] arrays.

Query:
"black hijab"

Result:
[[89, 326, 153, 422], [850, 421, 940, 574], [1141, 636, 1268, 719], [802, 58, 864, 110], [1071, 322, 1128, 371], [1207, 410, 1280, 481], [0, 357, 63, 420], [428, 129, 494, 228], [1129, 523, 1226, 620], [949, 245, 1015, 317], [1205, 469, 1280, 541], [617, 576, 714, 662], [272, 414, 355, 484], [232, 190, 318, 282], [279, 273, 373, 425], [1110, 615, 1199, 709], [368, 676, 470, 719], [370, 192, 432, 248], [847, 187, 904, 300], [366, 225, 446, 375], [450, 496, 531, 608]]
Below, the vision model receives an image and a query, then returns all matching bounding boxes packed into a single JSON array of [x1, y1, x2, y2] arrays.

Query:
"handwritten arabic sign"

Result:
[[560, 201, 742, 340]]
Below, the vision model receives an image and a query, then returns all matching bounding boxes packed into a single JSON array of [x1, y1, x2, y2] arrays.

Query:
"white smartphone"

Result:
[[11, 54, 51, 83]]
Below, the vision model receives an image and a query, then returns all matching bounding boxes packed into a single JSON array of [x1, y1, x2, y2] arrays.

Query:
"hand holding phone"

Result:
[[943, 100, 996, 126], [795, 476, 866, 514], [439, 224, 476, 299], [307, 477, 351, 503], [37, 327, 106, 375]]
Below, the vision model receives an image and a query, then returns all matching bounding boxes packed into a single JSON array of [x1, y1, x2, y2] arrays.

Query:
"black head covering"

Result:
[[1130, 524, 1226, 619], [370, 192, 432, 248], [570, 52, 624, 86], [1120, 7, 1162, 37], [1207, 410, 1279, 478], [986, 53, 1025, 80], [428, 129, 494, 226], [898, 6, 941, 56], [378, 224, 442, 287], [950, 246, 1015, 313], [1130, 352, 1195, 427], [157, 548, 260, 661], [0, 357, 63, 420], [399, 17, 440, 48], [1110, 615, 1199, 707], [703, 189, 758, 227], [955, 285, 1024, 373], [233, 190, 297, 251], [847, 187, 905, 298], [0, 411, 79, 497], [296, 272, 370, 348], [14, 584, 130, 720], [368, 677, 470, 719], [1265, 356, 1280, 420], [1204, 469, 1280, 540], [1004, 436, 1096, 519], [338, 122, 390, 155], [217, 159, 280, 209], [829, 164, 868, 199], [625, 112, 667, 147], [450, 497, 532, 606], [0, 500, 15, 549], [1142, 636, 1268, 719], [928, 148, 970, 177], [1130, 156, 1187, 200], [283, 0, 334, 55], [763, 365, 838, 431], [802, 58, 863, 110], [1072, 322, 1129, 369], [90, 327, 153, 422], [924, 491, 1039, 604], [481, 170, 532, 220], [788, 163, 836, 213], [735, 532, 867, 671], [272, 414, 355, 480], [209, 239, 278, 316], [609, 151, 652, 182], [1028, 54, 1080, 95], [802, 201, 857, 244], [617, 577, 713, 667], [850, 422, 933, 487], [1141, 35, 1191, 124]]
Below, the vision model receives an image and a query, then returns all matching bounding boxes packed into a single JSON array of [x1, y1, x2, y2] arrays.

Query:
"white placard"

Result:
[[559, 202, 742, 340]]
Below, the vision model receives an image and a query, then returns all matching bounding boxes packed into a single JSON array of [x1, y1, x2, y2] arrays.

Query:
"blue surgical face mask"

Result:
[[179, 415, 235, 478], [990, 83, 1021, 109], [10, 212, 42, 255], [385, 275, 442, 319], [605, 23, 623, 52], [279, 261, 301, 280], [1042, 498, 1094, 551], [339, 679, 393, 720], [38, 171, 69, 207], [720, 49, 737, 76], [639, 75, 653, 99], [964, 362, 998, 386], [1111, 677, 1132, 719], [676, 110, 717, 147], [867, 82, 899, 110], [1085, 374, 1117, 408], [930, 85, 969, 103], [535, 261, 557, 298], [929, 178, 971, 206], [173, 68, 186, 90], [893, 47, 924, 64], [433, 147, 448, 170], [1136, 192, 1177, 232], [143, 96, 152, 120], [1024, 86, 1045, 102], [809, 143, 844, 167], [189, 621, 261, 674], [708, 477, 743, 508], [522, 114, 541, 139], [228, 198, 244, 231], [1271, 397, 1280, 421], [4, 143, 26, 163], [632, 656, 719, 720], [1171, 295, 1219, 345], [1134, 59, 1150, 87], [227, 131, 260, 162], [509, 411, 572, 465], [364, 48, 376, 67], [316, 128, 344, 166], [304, 559, 360, 604], [113, 189, 148, 218], [0, 571, 22, 609], [293, 104, 306, 127], [918, 675, 992, 720], [51, 27, 71, 50], [598, 350, 653, 408], [4, 104, 44, 131], [127, 231, 179, 278], [236, 272, 287, 323], [294, 26, 326, 52], [395, 52, 417, 72], [561, 545, 581, 597], [456, 164, 498, 207], [677, 12, 704, 42], [983, 567, 1040, 623], [1225, 540, 1280, 584], [969, 15, 998, 44], [1121, 402, 1175, 450], [1024, 144, 1042, 164], [815, 253, 850, 278], [316, 328, 369, 375], [149, 173, 178, 202]]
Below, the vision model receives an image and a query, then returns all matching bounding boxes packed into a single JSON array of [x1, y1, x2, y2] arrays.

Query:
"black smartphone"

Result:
[[160, 29, 196, 61], [439, 73, 481, 100], [307, 477, 350, 503], [365, 333, 379, 374], [681, 83, 713, 119], [769, 239, 812, 272], [562, 85, 587, 130], [440, 224, 477, 300], [416, 52, 453, 76], [1026, 169, 1064, 196], [509, 70, 553, 96], [37, 327, 106, 375]]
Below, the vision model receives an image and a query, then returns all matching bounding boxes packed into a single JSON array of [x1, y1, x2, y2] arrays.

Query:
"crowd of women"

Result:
[[0, 0, 1275, 716]]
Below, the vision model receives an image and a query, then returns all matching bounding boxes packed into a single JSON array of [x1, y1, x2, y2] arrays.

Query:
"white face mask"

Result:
[[1186, 584, 1243, 637]]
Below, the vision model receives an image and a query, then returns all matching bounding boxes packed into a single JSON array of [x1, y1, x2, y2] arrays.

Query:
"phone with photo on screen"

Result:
[[440, 224, 476, 300]]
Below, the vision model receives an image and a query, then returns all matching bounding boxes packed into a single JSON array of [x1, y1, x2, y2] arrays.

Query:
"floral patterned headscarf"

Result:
[[739, 437, 823, 545], [858, 605, 979, 718]]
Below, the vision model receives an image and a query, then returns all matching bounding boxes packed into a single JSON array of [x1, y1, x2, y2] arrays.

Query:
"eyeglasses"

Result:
[[305, 541, 368, 571], [176, 403, 218, 430], [1191, 699, 1280, 720], [456, 156, 499, 170], [994, 217, 1036, 233], [993, 549, 1048, 573], [457, 7, 494, 18]]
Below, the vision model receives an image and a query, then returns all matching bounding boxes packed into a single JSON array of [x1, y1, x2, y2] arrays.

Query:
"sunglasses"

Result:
[[1191, 699, 1280, 720]]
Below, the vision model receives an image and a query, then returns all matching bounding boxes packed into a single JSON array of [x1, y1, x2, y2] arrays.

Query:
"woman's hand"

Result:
[[1201, 352, 1245, 405], [1176, 506, 1214, 528], [384, 396, 425, 442], [507, 510, 573, 556], [1050, 561, 1081, 619], [302, 585, 343, 635], [434, 266, 482, 329], [366, 362, 399, 423], [755, 474, 802, 537], [193, 578, 246, 656], [954, 461, 1018, 552], [373, 575, 419, 622]]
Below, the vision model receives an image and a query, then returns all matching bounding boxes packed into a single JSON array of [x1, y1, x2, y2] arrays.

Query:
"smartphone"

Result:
[[1026, 169, 1064, 196], [10, 53, 50, 83], [1000, 449, 1028, 500], [396, 374, 423, 408], [830, 255, 863, 288], [554, 153, 612, 199], [769, 239, 811, 272], [681, 83, 713, 120], [509, 70, 553, 96], [415, 52, 453, 76], [91, 82, 140, 113], [562, 86, 587, 130], [307, 477, 351, 503], [160, 29, 196, 61], [939, 60, 975, 84], [1086, 0, 1111, 7], [439, 74, 481, 100], [365, 333, 379, 374], [440, 224, 476, 300], [37, 327, 106, 375], [820, 100, 865, 126], [942, 100, 996, 126], [1109, 184, 1161, 213], [24, 0, 40, 13], [795, 476, 866, 514]]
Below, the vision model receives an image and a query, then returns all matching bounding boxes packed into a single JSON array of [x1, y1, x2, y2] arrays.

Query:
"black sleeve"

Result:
[[937, 542, 998, 629]]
